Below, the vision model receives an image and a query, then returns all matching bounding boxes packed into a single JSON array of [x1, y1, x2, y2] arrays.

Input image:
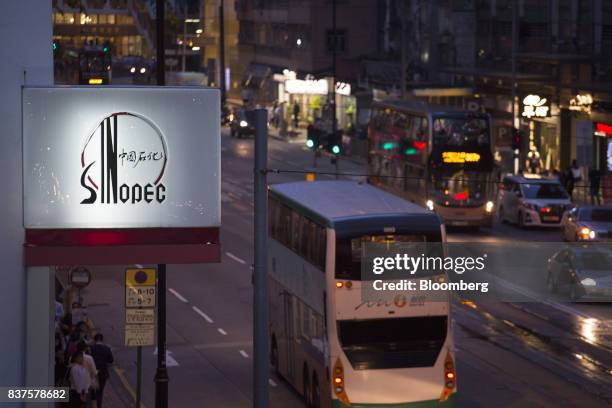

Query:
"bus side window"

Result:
[[301, 218, 312, 260], [309, 222, 319, 266], [291, 211, 301, 252], [279, 204, 292, 248], [318, 226, 327, 270], [268, 197, 278, 238]]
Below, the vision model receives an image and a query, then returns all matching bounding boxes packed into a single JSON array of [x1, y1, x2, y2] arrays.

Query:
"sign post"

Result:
[[125, 267, 157, 408]]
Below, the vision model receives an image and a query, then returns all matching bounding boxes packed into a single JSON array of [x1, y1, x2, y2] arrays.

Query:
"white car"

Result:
[[497, 175, 573, 228]]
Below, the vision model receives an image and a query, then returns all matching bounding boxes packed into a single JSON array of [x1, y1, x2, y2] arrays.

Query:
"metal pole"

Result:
[[331, 0, 339, 178], [253, 109, 269, 408], [136, 346, 142, 408], [219, 1, 227, 110], [182, 5, 187, 72], [156, 0, 165, 86], [154, 264, 168, 408], [512, 0, 518, 174]]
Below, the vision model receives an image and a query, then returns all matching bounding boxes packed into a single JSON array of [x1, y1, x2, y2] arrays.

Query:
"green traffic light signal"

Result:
[[306, 139, 315, 149], [103, 46, 110, 53], [52, 41, 57, 51], [332, 145, 341, 155]]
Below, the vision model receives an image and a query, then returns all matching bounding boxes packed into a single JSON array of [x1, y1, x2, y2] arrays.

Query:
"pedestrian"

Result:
[[565, 166, 575, 199], [589, 166, 602, 206], [90, 333, 114, 408], [68, 352, 90, 408], [293, 101, 300, 129], [78, 342, 98, 408], [570, 159, 582, 200]]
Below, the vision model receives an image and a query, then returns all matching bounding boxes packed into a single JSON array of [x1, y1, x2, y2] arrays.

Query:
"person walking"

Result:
[[78, 342, 98, 408], [68, 352, 90, 408], [292, 101, 300, 129], [570, 159, 582, 201], [90, 333, 114, 408], [589, 167, 602, 205]]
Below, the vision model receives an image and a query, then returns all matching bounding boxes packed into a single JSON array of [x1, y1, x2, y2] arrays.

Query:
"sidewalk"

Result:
[[267, 125, 307, 144]]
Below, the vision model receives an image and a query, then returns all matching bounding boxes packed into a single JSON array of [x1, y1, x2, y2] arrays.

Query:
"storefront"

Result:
[[274, 70, 355, 130]]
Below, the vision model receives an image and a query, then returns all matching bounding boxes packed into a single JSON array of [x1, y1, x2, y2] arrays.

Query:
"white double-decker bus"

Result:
[[268, 180, 456, 408]]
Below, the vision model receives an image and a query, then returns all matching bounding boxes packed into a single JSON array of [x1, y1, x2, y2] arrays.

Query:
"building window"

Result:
[[326, 29, 346, 53]]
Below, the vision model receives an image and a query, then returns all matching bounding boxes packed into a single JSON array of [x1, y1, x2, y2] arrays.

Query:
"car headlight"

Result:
[[581, 277, 596, 287], [130, 67, 136, 73], [580, 227, 596, 240], [426, 200, 434, 211], [140, 67, 146, 74], [239, 120, 248, 127], [485, 201, 494, 213]]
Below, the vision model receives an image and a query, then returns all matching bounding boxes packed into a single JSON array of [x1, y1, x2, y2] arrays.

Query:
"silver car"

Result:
[[547, 247, 612, 301], [562, 206, 612, 242]]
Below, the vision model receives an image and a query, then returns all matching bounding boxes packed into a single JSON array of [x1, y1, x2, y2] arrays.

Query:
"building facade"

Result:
[[235, 0, 378, 130]]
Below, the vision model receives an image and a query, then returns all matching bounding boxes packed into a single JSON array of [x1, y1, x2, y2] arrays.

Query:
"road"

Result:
[[80, 128, 612, 408]]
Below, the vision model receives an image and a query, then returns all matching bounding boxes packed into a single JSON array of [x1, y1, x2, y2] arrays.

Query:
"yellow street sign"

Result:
[[126, 268, 156, 287]]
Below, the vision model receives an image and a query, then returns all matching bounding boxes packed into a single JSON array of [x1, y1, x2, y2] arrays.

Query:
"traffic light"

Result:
[[327, 130, 342, 156], [102, 41, 111, 54], [306, 125, 320, 150]]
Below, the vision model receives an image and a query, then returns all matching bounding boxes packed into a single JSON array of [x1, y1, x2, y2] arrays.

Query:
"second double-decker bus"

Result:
[[268, 180, 456, 408], [368, 100, 496, 228]]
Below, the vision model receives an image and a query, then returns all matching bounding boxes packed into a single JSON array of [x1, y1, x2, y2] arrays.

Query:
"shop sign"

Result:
[[521, 94, 550, 119], [22, 87, 221, 229], [284, 79, 351, 96], [569, 93, 593, 114], [595, 122, 612, 137]]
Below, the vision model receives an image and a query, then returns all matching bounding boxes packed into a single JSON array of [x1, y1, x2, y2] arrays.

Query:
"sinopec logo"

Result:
[[80, 112, 168, 205]]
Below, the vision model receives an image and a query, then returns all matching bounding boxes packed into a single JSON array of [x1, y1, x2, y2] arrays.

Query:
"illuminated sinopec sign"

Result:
[[521, 94, 551, 119], [23, 87, 221, 229], [442, 151, 481, 164]]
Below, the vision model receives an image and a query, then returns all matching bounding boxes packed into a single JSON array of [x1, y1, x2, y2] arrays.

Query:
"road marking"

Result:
[[135, 264, 144, 268], [192, 306, 214, 323], [153, 347, 179, 367], [239, 350, 249, 358], [218, 328, 228, 336], [168, 288, 188, 303], [226, 252, 247, 265], [268, 378, 277, 387]]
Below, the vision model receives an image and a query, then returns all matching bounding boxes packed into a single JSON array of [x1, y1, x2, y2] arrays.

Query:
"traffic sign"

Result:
[[126, 308, 155, 325], [126, 268, 156, 287], [125, 324, 155, 347], [69, 266, 91, 288], [126, 286, 156, 308]]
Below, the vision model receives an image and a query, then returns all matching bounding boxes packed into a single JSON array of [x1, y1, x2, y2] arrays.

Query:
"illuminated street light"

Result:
[[296, 38, 302, 46], [196, 28, 203, 34], [192, 46, 201, 51]]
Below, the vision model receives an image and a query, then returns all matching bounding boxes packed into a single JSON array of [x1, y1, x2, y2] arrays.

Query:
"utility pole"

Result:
[[511, 0, 519, 174], [156, 0, 165, 86], [154, 1, 168, 407], [182, 4, 187, 72], [253, 109, 269, 408], [219, 0, 227, 111], [331, 0, 339, 178]]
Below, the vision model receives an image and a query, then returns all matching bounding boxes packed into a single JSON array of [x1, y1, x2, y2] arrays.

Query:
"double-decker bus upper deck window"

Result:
[[336, 233, 441, 280], [433, 117, 489, 147]]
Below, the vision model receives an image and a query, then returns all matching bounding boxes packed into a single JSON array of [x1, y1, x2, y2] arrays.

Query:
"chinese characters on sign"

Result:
[[569, 93, 593, 114], [521, 94, 550, 119]]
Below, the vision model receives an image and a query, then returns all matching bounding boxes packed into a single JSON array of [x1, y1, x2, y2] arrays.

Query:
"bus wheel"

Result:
[[303, 365, 311, 407], [311, 373, 321, 408], [270, 337, 279, 375]]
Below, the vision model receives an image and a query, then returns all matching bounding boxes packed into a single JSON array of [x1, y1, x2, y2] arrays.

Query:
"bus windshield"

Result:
[[337, 316, 447, 369], [433, 116, 489, 148]]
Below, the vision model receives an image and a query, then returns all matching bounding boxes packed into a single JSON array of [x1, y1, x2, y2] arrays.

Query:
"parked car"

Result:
[[497, 175, 573, 228], [229, 109, 255, 138], [563, 206, 612, 242], [547, 247, 612, 301]]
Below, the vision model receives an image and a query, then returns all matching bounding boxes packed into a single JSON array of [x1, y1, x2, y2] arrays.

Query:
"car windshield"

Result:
[[580, 208, 612, 222], [433, 116, 489, 147], [521, 183, 569, 199]]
